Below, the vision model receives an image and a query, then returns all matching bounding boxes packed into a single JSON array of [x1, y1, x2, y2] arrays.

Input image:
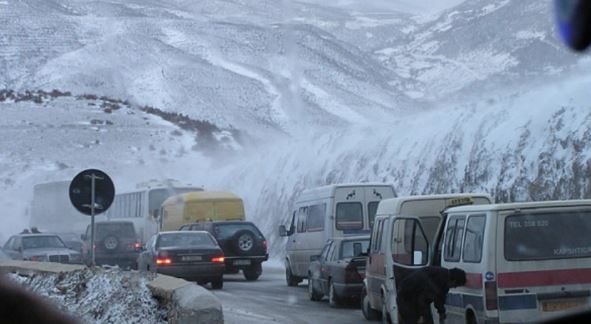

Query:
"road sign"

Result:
[[69, 169, 115, 267], [69, 169, 115, 216]]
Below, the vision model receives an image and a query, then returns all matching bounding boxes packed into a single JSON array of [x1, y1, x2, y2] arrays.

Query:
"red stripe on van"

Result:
[[465, 273, 483, 289], [498, 269, 591, 288]]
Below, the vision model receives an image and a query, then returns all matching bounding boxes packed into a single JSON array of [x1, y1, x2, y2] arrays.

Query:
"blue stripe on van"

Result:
[[498, 295, 538, 311], [446, 293, 484, 311]]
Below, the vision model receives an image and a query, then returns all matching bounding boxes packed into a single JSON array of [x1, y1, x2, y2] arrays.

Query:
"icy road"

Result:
[[212, 264, 361, 324]]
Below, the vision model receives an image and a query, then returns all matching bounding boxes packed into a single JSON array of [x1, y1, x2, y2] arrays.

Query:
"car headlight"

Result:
[[29, 255, 47, 261], [70, 253, 81, 262]]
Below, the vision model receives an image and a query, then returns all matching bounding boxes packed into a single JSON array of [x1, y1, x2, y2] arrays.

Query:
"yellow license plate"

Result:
[[542, 299, 587, 312]]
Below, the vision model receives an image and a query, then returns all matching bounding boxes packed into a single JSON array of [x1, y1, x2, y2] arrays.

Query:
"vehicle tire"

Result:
[[243, 263, 262, 281], [466, 311, 477, 324], [362, 287, 381, 321], [286, 263, 301, 287], [308, 275, 323, 301], [103, 235, 119, 251], [381, 299, 391, 324], [328, 281, 341, 308], [231, 230, 256, 256], [211, 277, 223, 290]]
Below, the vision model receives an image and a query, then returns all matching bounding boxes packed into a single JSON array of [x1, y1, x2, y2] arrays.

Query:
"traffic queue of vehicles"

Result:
[[279, 186, 591, 324], [4, 179, 591, 323]]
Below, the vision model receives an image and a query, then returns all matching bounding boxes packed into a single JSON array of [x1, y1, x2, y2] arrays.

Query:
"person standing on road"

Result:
[[396, 267, 467, 324]]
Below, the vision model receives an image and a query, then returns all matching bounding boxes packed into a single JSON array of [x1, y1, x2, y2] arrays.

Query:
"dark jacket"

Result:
[[396, 267, 451, 324]]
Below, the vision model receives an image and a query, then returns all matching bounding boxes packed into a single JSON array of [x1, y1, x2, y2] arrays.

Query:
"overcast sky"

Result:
[[295, 0, 467, 15]]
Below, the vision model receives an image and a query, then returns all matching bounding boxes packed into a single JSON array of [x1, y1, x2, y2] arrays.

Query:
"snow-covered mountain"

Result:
[[1, 0, 590, 253]]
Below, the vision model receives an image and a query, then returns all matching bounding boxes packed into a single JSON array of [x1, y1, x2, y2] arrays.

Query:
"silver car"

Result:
[[3, 234, 82, 264]]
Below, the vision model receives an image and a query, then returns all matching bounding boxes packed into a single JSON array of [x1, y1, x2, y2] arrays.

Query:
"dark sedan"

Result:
[[138, 231, 225, 289], [308, 236, 369, 307]]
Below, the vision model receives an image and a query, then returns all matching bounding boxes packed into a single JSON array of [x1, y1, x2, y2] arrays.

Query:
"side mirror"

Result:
[[413, 251, 424, 266], [279, 225, 288, 237], [152, 209, 160, 219], [310, 255, 321, 262]]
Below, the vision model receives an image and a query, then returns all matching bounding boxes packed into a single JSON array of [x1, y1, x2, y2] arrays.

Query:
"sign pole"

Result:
[[90, 173, 96, 267]]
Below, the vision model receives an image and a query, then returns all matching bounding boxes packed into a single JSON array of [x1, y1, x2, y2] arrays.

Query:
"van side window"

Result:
[[307, 203, 326, 232], [444, 216, 466, 262], [368, 201, 379, 228], [371, 219, 384, 252], [463, 215, 486, 263], [320, 241, 332, 261], [297, 207, 308, 233], [336, 202, 363, 230]]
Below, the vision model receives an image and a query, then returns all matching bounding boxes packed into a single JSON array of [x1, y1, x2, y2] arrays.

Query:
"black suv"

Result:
[[180, 221, 268, 281], [82, 221, 141, 269]]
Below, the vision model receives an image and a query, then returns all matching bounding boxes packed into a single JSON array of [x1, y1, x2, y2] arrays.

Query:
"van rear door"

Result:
[[334, 187, 367, 235], [497, 207, 591, 323]]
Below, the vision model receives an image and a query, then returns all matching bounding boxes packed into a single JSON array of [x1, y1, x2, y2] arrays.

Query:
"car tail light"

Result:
[[156, 258, 172, 265], [485, 281, 498, 310], [133, 242, 141, 250], [211, 256, 225, 263], [262, 240, 267, 250]]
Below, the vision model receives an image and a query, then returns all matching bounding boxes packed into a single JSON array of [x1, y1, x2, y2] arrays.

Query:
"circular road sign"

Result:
[[69, 169, 115, 216]]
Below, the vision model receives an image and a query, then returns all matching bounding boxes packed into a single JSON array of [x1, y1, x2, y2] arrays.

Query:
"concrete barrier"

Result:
[[148, 274, 224, 324], [0, 261, 224, 324]]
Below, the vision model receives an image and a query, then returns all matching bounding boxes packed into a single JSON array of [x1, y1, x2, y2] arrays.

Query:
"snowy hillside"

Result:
[[214, 72, 591, 255], [1, 0, 590, 255]]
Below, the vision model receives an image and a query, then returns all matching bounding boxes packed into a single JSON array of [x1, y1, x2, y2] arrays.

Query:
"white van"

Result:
[[439, 200, 591, 324], [362, 194, 493, 322], [279, 183, 396, 286]]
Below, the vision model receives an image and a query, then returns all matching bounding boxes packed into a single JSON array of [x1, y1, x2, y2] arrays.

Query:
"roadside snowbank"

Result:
[[9, 267, 166, 324]]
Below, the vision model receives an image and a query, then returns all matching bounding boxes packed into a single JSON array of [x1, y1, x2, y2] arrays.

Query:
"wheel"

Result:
[[308, 275, 323, 301], [103, 236, 119, 251], [328, 281, 341, 308], [211, 277, 223, 290], [381, 299, 391, 324], [466, 311, 477, 324], [362, 287, 381, 321], [231, 230, 256, 256], [243, 263, 262, 281], [286, 263, 301, 287]]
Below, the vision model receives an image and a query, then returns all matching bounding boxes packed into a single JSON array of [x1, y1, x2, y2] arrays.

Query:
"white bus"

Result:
[[30, 181, 107, 234], [30, 180, 203, 242]]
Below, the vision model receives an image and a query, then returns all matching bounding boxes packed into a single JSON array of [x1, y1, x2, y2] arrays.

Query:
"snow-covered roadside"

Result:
[[8, 268, 166, 324]]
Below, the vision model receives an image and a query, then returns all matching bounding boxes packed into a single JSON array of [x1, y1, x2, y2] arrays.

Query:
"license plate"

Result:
[[542, 299, 587, 312], [233, 259, 251, 266], [182, 256, 202, 262]]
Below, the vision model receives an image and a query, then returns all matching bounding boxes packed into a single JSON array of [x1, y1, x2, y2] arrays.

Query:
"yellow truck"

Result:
[[161, 191, 246, 231]]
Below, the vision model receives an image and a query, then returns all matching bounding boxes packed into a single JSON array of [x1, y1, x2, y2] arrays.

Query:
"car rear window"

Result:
[[22, 236, 66, 249], [336, 202, 363, 230], [157, 233, 216, 248], [340, 239, 370, 259], [96, 223, 136, 239], [505, 210, 591, 261], [213, 223, 263, 240]]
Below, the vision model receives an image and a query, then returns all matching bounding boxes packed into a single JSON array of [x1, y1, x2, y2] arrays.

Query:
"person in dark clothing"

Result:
[[396, 267, 467, 324]]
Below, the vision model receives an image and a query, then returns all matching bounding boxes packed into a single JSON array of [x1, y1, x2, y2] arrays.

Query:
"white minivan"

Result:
[[362, 194, 493, 322], [440, 200, 591, 324], [279, 183, 396, 286], [368, 198, 591, 324]]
